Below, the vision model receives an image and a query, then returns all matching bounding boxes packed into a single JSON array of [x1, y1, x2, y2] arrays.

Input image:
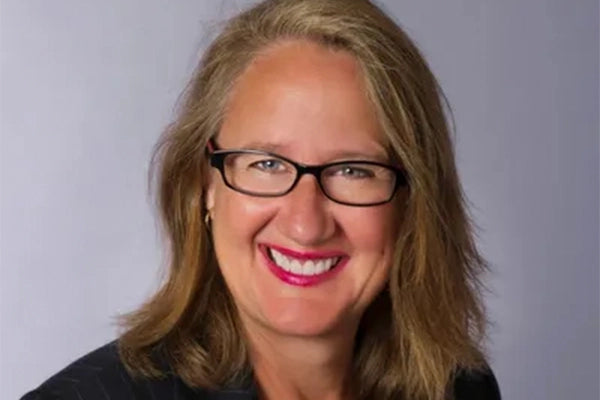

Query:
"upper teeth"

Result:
[[269, 248, 339, 276]]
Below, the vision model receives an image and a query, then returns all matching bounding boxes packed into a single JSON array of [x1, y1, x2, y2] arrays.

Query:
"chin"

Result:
[[251, 295, 357, 338]]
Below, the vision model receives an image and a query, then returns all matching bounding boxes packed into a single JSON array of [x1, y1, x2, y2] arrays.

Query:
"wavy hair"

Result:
[[118, 1, 489, 399]]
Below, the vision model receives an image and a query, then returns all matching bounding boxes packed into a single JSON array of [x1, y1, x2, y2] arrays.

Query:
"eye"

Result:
[[328, 164, 376, 179], [248, 158, 287, 173]]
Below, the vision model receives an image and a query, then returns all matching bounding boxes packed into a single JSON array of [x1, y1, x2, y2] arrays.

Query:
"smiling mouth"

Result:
[[265, 246, 342, 276]]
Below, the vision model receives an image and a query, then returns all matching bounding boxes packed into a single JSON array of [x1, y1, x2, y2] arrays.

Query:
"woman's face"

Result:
[[206, 40, 400, 338]]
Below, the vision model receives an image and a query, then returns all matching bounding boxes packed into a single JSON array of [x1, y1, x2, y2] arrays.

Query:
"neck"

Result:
[[243, 321, 358, 400]]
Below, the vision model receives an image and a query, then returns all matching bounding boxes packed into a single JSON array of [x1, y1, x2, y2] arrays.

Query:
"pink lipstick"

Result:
[[258, 243, 349, 287]]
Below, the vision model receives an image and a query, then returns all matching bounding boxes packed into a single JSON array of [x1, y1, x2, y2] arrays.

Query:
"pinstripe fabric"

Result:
[[20, 342, 256, 400], [21, 341, 501, 399]]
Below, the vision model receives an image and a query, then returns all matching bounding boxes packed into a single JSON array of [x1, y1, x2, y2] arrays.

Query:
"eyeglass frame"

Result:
[[207, 140, 409, 207]]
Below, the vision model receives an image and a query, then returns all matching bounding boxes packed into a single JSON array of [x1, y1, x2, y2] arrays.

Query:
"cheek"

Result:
[[211, 184, 274, 263], [214, 185, 264, 232], [341, 205, 398, 255], [210, 186, 262, 299]]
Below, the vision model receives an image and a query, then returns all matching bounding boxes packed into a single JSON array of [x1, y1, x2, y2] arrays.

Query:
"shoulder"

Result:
[[453, 367, 502, 400], [22, 342, 499, 400], [20, 341, 202, 400]]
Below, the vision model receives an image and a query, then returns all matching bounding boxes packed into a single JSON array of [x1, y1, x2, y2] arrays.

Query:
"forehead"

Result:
[[219, 40, 387, 162]]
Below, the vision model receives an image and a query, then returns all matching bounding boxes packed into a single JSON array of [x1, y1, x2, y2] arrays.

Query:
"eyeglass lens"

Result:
[[222, 152, 396, 205]]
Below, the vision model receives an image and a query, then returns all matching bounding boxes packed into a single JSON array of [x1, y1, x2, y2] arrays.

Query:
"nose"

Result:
[[275, 175, 336, 246]]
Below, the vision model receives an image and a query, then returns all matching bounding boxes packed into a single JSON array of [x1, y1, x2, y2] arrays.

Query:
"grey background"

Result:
[[1, 0, 598, 399]]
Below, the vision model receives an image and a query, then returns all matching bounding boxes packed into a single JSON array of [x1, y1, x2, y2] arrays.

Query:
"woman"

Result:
[[23, 0, 501, 399]]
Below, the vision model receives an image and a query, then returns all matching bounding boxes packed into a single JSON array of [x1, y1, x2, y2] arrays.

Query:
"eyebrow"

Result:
[[237, 141, 390, 163]]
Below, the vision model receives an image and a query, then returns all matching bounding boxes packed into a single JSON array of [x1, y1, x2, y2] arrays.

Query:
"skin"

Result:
[[205, 40, 400, 400]]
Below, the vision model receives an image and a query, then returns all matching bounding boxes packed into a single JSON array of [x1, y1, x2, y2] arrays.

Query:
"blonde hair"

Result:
[[119, 1, 489, 399]]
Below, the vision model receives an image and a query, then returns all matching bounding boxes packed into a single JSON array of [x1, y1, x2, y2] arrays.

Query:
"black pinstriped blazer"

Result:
[[21, 342, 501, 399]]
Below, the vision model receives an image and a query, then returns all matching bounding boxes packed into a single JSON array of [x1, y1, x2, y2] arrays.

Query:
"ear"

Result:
[[204, 169, 216, 211]]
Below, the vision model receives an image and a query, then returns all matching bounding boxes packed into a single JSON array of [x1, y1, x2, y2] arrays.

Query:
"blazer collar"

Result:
[[193, 374, 258, 400]]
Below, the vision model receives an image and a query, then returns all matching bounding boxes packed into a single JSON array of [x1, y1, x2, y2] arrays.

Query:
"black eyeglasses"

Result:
[[208, 142, 408, 207]]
